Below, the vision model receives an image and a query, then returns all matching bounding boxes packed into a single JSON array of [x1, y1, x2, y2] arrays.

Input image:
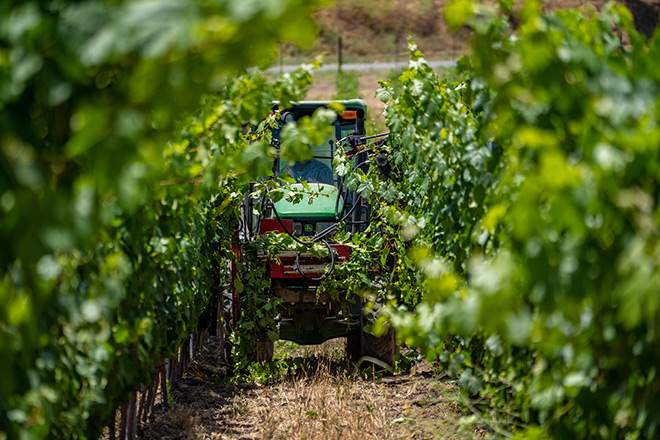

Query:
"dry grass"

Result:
[[140, 338, 485, 440], [252, 345, 395, 439], [252, 361, 476, 440]]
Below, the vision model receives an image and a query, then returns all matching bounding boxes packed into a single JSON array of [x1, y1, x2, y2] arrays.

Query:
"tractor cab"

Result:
[[267, 100, 367, 237]]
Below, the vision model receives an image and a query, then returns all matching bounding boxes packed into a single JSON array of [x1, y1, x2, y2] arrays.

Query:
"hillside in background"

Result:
[[281, 0, 658, 63]]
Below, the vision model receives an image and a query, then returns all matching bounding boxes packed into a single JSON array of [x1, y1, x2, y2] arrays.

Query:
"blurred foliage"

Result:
[[0, 0, 328, 270], [0, 0, 328, 437], [371, 1, 660, 438]]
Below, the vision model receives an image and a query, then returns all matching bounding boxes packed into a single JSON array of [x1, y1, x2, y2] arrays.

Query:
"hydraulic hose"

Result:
[[265, 130, 390, 280], [295, 238, 336, 281], [270, 201, 339, 281]]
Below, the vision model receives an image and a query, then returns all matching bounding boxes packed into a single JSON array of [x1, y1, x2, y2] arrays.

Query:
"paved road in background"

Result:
[[266, 60, 457, 74]]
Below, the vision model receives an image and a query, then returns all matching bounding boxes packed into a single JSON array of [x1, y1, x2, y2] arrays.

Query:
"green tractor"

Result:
[[232, 99, 396, 367]]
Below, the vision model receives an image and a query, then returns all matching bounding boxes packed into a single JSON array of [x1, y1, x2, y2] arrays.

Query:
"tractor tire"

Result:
[[255, 340, 274, 363], [346, 312, 397, 370], [361, 323, 397, 368], [346, 297, 364, 363], [346, 333, 362, 363]]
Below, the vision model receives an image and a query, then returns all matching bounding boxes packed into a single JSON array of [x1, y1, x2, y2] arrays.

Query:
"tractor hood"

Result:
[[273, 183, 343, 220]]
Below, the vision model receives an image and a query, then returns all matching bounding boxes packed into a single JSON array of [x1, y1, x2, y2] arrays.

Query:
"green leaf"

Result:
[[458, 368, 483, 394], [234, 277, 244, 294], [444, 0, 474, 30]]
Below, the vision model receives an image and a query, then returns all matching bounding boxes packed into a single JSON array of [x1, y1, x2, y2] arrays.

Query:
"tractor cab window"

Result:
[[279, 138, 336, 186], [281, 157, 333, 185], [274, 105, 365, 188]]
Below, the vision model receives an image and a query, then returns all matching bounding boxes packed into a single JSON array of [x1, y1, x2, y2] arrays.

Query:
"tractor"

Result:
[[231, 99, 396, 367]]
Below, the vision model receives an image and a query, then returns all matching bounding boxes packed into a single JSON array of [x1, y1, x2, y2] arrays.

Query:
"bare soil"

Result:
[[139, 338, 485, 440], [283, 0, 657, 65], [304, 70, 390, 130]]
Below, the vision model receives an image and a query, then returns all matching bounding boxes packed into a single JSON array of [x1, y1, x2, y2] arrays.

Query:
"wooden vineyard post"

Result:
[[119, 402, 128, 440], [174, 353, 180, 383], [125, 393, 137, 440], [162, 359, 169, 408], [144, 369, 158, 423], [109, 409, 116, 440], [104, 329, 214, 435], [137, 386, 146, 426]]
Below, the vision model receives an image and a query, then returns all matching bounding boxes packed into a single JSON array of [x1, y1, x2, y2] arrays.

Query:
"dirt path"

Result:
[[139, 338, 484, 440]]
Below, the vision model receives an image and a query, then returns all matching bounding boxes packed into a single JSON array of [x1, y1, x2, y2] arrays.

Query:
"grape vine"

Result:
[[370, 1, 660, 438], [0, 0, 325, 437], [4, 1, 660, 439]]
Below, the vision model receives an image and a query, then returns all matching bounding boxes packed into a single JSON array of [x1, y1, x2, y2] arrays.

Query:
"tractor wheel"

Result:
[[346, 297, 364, 363], [255, 340, 274, 363], [346, 312, 397, 370], [346, 333, 362, 363], [361, 321, 397, 368]]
